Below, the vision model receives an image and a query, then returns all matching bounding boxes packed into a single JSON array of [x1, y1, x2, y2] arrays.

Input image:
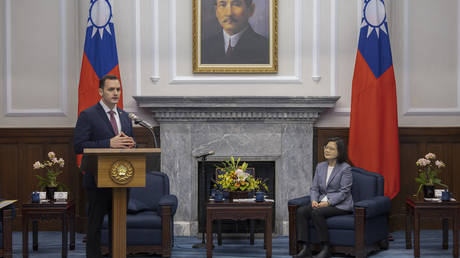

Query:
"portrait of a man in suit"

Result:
[[201, 0, 270, 65]]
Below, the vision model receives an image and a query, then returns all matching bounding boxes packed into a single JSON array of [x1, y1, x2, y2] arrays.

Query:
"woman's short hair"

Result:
[[324, 137, 348, 164]]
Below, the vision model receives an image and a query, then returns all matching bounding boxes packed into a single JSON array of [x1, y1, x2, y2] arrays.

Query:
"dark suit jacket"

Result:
[[310, 161, 353, 211], [74, 102, 133, 189], [202, 26, 269, 64]]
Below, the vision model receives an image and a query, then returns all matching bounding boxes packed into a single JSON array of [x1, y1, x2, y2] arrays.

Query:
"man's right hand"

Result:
[[311, 201, 319, 208], [110, 133, 136, 149]]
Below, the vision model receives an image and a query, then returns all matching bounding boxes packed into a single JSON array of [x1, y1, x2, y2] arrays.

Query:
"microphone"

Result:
[[194, 151, 215, 159], [128, 113, 153, 129], [128, 113, 158, 148]]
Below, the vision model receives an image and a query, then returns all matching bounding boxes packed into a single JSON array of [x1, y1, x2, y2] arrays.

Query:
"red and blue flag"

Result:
[[78, 0, 122, 116], [348, 0, 400, 199]]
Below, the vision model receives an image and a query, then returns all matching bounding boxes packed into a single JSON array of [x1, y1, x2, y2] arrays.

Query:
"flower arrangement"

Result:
[[215, 156, 268, 192], [33, 151, 67, 191], [415, 152, 448, 196]]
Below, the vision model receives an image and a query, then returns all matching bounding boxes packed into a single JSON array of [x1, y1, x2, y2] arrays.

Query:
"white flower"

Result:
[[52, 158, 58, 163], [33, 161, 41, 169], [416, 158, 431, 167], [435, 160, 446, 168], [425, 153, 436, 159], [48, 151, 56, 159], [235, 169, 249, 181], [58, 158, 65, 167]]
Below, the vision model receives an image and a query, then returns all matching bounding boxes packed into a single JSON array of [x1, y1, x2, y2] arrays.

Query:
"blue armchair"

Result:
[[101, 171, 178, 257], [0, 199, 15, 258], [288, 167, 391, 258]]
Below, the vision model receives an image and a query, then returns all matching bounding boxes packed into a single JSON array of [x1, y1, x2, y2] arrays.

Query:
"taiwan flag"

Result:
[[77, 0, 122, 166], [78, 0, 122, 115], [348, 0, 400, 199]]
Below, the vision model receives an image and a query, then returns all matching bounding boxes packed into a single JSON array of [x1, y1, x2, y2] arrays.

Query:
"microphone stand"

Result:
[[192, 154, 209, 248]]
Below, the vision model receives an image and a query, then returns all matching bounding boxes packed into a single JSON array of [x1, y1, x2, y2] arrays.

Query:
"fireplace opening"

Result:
[[197, 161, 276, 234]]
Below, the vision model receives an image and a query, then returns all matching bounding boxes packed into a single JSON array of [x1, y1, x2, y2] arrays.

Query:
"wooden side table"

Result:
[[405, 196, 460, 258], [22, 201, 75, 258], [206, 200, 273, 258]]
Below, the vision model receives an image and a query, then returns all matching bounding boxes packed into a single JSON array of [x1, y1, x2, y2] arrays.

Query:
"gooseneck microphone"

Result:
[[128, 113, 153, 129], [194, 151, 215, 159], [128, 113, 158, 148]]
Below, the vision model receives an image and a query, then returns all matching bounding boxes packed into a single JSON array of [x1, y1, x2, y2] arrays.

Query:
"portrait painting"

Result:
[[193, 0, 278, 73]]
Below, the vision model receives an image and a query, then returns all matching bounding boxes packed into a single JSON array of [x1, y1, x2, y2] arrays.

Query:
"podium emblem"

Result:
[[110, 160, 134, 184]]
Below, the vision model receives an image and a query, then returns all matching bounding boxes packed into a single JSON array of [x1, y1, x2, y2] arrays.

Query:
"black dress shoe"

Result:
[[293, 243, 312, 258], [313, 244, 331, 258]]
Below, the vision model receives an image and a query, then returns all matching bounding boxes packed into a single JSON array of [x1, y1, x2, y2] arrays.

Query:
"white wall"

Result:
[[0, 0, 459, 128]]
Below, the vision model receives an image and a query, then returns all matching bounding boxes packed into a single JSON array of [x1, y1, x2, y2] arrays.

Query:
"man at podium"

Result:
[[74, 74, 135, 258]]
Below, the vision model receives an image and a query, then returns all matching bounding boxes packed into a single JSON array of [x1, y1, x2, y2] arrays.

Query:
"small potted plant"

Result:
[[414, 152, 448, 198], [33, 151, 68, 200]]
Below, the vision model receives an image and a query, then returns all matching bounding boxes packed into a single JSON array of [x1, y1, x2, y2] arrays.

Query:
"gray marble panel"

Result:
[[160, 123, 196, 222], [276, 123, 314, 233], [191, 123, 282, 158]]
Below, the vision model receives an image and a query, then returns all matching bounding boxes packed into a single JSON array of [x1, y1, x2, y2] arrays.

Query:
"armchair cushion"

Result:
[[102, 211, 163, 229], [127, 198, 151, 214], [288, 196, 311, 206], [324, 214, 355, 230], [127, 211, 162, 229], [354, 196, 391, 218], [158, 194, 178, 216]]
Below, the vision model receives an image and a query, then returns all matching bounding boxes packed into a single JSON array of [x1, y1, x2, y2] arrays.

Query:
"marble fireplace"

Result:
[[134, 96, 339, 236]]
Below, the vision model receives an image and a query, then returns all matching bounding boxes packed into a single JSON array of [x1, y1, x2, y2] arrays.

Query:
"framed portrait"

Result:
[[193, 0, 278, 73]]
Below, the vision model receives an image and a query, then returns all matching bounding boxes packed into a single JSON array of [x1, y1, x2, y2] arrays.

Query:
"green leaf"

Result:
[[414, 178, 426, 184]]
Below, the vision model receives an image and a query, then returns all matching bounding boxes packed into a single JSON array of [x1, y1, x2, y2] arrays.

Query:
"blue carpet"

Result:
[[11, 230, 455, 257]]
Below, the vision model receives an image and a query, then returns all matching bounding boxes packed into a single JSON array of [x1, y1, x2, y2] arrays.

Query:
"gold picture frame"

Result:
[[193, 0, 278, 73]]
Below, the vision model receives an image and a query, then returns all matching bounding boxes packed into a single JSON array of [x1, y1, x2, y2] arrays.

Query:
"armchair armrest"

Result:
[[288, 196, 311, 207], [0, 199, 16, 219], [158, 194, 178, 216], [288, 196, 310, 255], [354, 196, 391, 218]]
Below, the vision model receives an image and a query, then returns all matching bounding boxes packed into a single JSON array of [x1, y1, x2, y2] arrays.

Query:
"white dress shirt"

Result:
[[99, 100, 121, 134], [320, 165, 335, 202], [223, 26, 249, 53]]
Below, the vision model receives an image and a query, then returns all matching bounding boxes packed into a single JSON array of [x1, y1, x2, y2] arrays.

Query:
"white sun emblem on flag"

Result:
[[362, 0, 388, 38], [87, 0, 113, 39]]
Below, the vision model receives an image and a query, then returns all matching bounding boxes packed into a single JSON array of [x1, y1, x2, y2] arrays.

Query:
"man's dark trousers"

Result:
[[296, 205, 350, 243], [86, 188, 112, 258]]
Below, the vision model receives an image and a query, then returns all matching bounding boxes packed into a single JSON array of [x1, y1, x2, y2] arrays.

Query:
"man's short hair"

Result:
[[215, 0, 253, 7], [99, 74, 119, 89]]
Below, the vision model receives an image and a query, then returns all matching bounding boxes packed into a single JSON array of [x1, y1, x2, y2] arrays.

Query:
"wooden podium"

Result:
[[83, 148, 161, 258]]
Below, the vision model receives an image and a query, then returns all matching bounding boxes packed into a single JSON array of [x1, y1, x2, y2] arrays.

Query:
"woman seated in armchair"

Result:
[[294, 137, 353, 258]]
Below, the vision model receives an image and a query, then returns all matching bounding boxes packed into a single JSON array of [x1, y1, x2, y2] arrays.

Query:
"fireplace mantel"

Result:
[[134, 96, 339, 236], [134, 96, 339, 122]]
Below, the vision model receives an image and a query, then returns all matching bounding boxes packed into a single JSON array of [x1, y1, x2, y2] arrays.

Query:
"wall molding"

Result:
[[134, 0, 141, 95], [4, 0, 67, 117], [312, 0, 321, 82], [402, 0, 460, 115], [168, 0, 302, 84], [330, 0, 337, 96], [330, 0, 354, 115], [149, 0, 160, 83]]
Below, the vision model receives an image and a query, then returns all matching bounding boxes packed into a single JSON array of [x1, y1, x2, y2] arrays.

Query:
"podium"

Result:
[[83, 148, 161, 258]]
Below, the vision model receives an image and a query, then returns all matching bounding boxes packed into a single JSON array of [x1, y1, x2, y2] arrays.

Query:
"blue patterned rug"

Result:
[[11, 230, 454, 257]]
